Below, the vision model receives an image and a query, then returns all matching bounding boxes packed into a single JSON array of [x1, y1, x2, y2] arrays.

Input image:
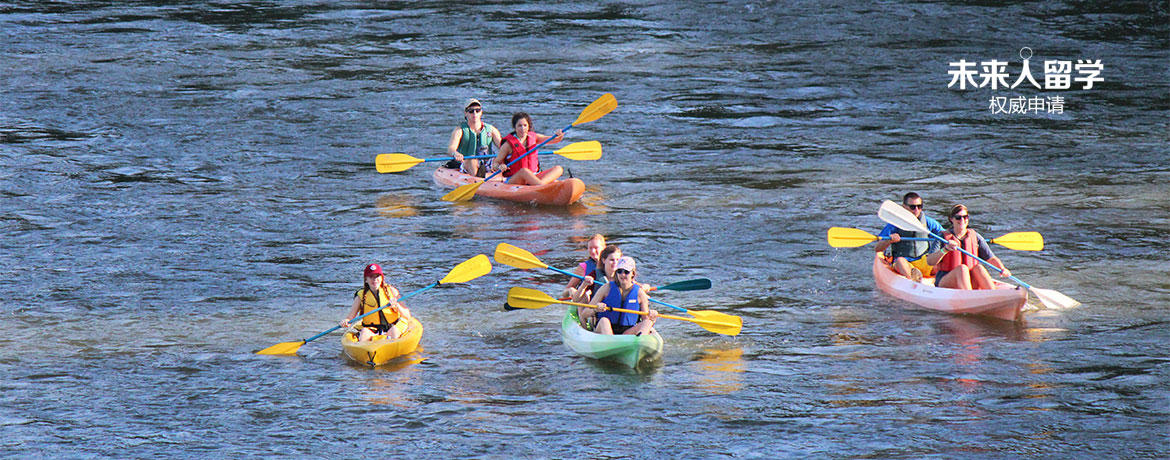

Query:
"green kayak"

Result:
[[561, 306, 664, 368]]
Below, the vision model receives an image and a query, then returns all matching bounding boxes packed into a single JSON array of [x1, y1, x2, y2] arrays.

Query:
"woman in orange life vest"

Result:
[[925, 204, 1012, 290], [490, 112, 565, 185], [340, 263, 413, 342], [563, 234, 606, 303], [587, 256, 659, 336]]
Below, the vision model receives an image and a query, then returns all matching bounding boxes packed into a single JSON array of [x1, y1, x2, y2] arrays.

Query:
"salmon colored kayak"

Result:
[[432, 167, 584, 206], [872, 253, 1027, 321], [340, 316, 423, 366]]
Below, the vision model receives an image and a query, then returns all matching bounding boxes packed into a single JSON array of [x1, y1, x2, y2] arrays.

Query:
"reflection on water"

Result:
[[351, 351, 426, 408], [375, 194, 421, 218], [691, 347, 745, 395]]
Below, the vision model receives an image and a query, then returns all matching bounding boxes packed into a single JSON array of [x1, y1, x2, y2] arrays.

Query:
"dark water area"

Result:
[[2, 1, 1167, 458]]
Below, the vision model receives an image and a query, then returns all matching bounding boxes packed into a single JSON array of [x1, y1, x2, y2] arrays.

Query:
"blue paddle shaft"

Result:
[[301, 281, 439, 344], [547, 265, 688, 313], [925, 233, 1033, 289], [427, 154, 494, 163], [480, 124, 574, 182]]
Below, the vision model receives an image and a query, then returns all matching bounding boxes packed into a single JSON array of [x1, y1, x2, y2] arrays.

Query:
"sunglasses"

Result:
[[465, 108, 482, 113], [951, 214, 969, 220], [614, 269, 631, 275], [904, 203, 923, 209]]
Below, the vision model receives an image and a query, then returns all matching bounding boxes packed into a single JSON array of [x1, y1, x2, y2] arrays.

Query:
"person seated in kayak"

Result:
[[586, 256, 659, 336], [925, 204, 1012, 290], [490, 112, 564, 185], [563, 234, 606, 303], [874, 192, 945, 282], [340, 263, 413, 342], [447, 98, 502, 178], [576, 244, 623, 324]]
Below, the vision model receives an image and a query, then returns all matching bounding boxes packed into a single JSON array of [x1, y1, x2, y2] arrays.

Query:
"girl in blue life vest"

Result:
[[587, 257, 659, 336], [563, 234, 606, 304], [490, 112, 565, 185], [340, 263, 413, 342]]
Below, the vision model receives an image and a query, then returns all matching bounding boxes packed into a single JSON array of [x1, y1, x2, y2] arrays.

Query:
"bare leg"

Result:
[[594, 317, 614, 335], [507, 166, 562, 185], [970, 264, 996, 290], [892, 257, 913, 277], [624, 319, 656, 336], [536, 166, 563, 183], [938, 265, 973, 290], [358, 327, 377, 342]]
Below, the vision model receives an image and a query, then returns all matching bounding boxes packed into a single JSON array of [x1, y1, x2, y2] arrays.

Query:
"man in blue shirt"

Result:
[[875, 192, 945, 282]]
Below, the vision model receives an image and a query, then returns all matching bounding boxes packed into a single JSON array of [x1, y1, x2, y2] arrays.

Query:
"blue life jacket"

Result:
[[598, 282, 641, 328]]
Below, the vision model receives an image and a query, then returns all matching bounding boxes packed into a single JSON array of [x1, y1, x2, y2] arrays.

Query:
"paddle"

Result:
[[442, 94, 617, 202], [827, 227, 1044, 251], [877, 200, 1079, 310], [375, 154, 493, 174], [376, 141, 603, 174], [493, 243, 741, 329], [507, 287, 741, 336], [256, 254, 493, 355], [650, 278, 713, 292]]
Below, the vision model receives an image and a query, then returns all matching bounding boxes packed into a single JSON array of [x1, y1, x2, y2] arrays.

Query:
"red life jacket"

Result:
[[502, 132, 539, 178], [937, 230, 980, 272]]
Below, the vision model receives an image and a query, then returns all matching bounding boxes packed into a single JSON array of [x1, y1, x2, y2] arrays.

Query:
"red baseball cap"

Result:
[[364, 263, 383, 278]]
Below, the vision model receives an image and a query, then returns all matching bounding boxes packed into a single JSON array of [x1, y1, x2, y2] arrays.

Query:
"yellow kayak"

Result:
[[340, 317, 423, 366]]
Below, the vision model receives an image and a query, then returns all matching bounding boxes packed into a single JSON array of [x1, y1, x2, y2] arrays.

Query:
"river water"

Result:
[[2, 1, 1167, 458]]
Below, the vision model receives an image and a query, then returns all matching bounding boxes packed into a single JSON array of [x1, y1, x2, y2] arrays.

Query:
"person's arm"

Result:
[[590, 283, 611, 311], [341, 296, 362, 328], [448, 129, 464, 161], [493, 142, 512, 172], [926, 239, 958, 266], [874, 224, 898, 253], [532, 129, 565, 145], [977, 235, 1010, 277], [638, 288, 657, 322]]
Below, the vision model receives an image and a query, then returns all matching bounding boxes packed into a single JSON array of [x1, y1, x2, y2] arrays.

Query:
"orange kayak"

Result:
[[432, 167, 585, 206], [872, 253, 1027, 321]]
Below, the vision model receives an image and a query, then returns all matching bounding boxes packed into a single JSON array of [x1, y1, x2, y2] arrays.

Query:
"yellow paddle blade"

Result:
[[551, 141, 602, 161], [441, 181, 484, 202], [375, 153, 425, 173], [659, 313, 742, 337], [506, 287, 561, 309], [494, 243, 550, 270], [990, 232, 1044, 251], [687, 309, 744, 329], [255, 340, 305, 355], [1030, 286, 1081, 310], [572, 93, 617, 126], [827, 227, 881, 248], [440, 254, 492, 284]]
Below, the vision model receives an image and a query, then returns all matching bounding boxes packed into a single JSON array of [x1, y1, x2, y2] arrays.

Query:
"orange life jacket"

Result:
[[936, 230, 980, 272], [355, 284, 400, 328]]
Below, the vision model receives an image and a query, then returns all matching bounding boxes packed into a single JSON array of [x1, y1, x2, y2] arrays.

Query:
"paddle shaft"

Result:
[[924, 233, 1037, 290], [545, 264, 689, 313], [564, 299, 735, 328], [300, 281, 438, 344], [481, 124, 576, 183], [437, 154, 494, 162]]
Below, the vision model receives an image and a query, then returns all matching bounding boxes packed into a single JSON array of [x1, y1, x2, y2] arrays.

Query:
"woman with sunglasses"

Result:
[[587, 256, 659, 336], [926, 204, 1012, 290], [491, 112, 565, 185], [447, 98, 502, 178]]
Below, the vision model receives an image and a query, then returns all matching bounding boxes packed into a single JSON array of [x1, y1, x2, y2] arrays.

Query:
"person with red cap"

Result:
[[586, 256, 658, 336], [341, 263, 413, 342]]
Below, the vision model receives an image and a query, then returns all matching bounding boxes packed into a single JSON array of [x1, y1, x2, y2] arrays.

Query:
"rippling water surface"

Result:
[[2, 1, 1167, 458]]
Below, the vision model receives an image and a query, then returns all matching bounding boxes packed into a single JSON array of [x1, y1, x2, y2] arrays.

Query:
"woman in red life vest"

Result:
[[490, 112, 565, 185], [340, 263, 413, 342], [925, 204, 1012, 290]]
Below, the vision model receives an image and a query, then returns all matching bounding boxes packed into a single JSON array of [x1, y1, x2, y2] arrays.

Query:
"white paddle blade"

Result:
[[1030, 286, 1081, 310], [878, 200, 929, 233]]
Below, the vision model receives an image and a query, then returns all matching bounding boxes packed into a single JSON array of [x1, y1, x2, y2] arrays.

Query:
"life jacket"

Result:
[[354, 284, 400, 328], [890, 214, 931, 260], [582, 258, 601, 296], [501, 132, 540, 177], [936, 230, 980, 273], [457, 121, 495, 158], [597, 282, 641, 328]]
